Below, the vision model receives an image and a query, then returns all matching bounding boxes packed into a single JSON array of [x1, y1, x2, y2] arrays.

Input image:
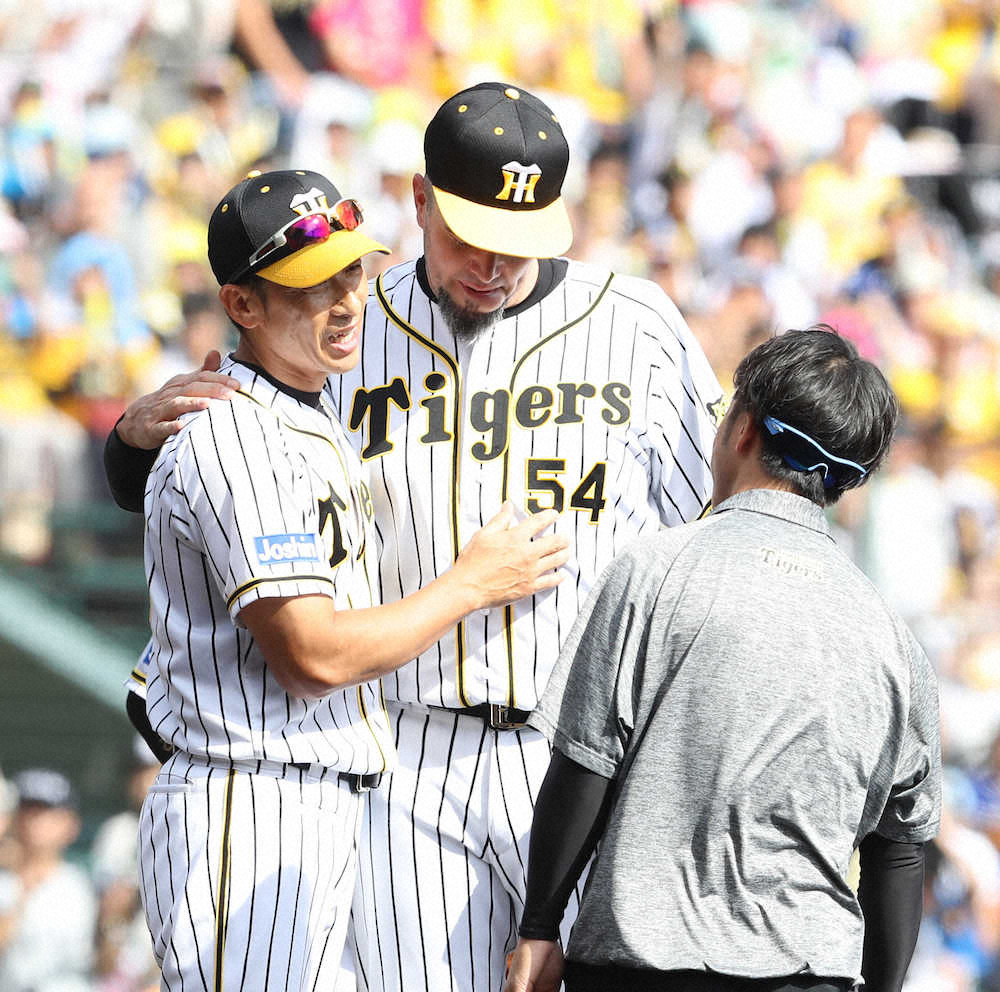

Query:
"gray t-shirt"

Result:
[[530, 489, 941, 983]]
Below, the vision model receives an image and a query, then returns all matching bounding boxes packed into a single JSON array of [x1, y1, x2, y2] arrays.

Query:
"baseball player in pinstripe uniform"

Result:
[[104, 84, 723, 991], [329, 83, 724, 992], [136, 166, 568, 992]]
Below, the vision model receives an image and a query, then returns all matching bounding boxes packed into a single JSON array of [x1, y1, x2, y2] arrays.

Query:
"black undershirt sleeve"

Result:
[[857, 833, 925, 992], [518, 748, 615, 941], [126, 689, 174, 764], [103, 421, 161, 513]]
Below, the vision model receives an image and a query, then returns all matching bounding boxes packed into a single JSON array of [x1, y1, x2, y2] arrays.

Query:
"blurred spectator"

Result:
[[287, 73, 377, 204], [574, 142, 642, 272], [0, 0, 148, 138], [309, 0, 431, 89], [631, 36, 715, 228], [687, 274, 774, 387], [0, 768, 97, 992], [364, 116, 426, 267], [905, 794, 1000, 992], [0, 244, 89, 559], [732, 222, 819, 331], [38, 231, 156, 440], [0, 371, 88, 559], [796, 107, 907, 291], [154, 57, 278, 188], [686, 124, 776, 267], [0, 81, 56, 221], [859, 419, 960, 626], [232, 0, 318, 107], [424, 0, 652, 136], [142, 290, 231, 390]]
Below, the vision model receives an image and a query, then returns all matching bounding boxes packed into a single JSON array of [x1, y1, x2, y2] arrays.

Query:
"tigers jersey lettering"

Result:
[[327, 259, 723, 711], [144, 358, 393, 772]]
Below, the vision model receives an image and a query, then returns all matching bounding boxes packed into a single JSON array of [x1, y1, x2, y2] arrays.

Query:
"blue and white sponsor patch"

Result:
[[254, 533, 322, 565]]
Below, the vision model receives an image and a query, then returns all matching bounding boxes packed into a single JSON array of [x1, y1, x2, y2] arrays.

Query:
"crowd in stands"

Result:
[[0, 0, 999, 989], [0, 755, 160, 992]]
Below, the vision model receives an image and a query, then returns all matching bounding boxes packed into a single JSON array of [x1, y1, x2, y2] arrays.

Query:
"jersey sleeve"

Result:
[[625, 278, 724, 525], [167, 401, 338, 622], [124, 638, 154, 698], [875, 628, 942, 843], [529, 541, 660, 778]]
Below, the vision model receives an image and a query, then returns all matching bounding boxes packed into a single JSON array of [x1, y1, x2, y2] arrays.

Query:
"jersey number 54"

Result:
[[525, 459, 607, 523]]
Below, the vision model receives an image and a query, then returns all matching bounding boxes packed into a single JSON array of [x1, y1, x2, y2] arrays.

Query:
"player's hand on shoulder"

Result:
[[503, 938, 564, 992], [116, 351, 241, 449], [454, 502, 571, 610]]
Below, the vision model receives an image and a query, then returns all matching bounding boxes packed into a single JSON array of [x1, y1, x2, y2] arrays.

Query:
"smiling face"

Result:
[[223, 260, 368, 389], [414, 176, 538, 334]]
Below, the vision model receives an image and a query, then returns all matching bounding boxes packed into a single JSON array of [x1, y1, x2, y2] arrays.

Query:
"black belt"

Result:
[[564, 963, 855, 992], [450, 703, 532, 730], [290, 764, 383, 793]]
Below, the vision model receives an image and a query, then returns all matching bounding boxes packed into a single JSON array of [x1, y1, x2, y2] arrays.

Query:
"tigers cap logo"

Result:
[[290, 188, 331, 217], [496, 162, 543, 204]]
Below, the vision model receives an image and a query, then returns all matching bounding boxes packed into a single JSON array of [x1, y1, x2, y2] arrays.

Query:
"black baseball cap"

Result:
[[424, 83, 572, 259], [208, 169, 388, 288]]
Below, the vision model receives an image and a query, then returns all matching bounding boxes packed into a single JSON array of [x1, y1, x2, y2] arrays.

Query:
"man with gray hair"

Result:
[[507, 326, 941, 992]]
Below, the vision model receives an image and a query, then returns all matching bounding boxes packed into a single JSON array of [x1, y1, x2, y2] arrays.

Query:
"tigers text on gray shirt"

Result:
[[531, 488, 941, 983]]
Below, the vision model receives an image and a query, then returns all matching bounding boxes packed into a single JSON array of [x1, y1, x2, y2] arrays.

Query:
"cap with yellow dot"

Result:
[[207, 168, 387, 288], [422, 81, 572, 259]]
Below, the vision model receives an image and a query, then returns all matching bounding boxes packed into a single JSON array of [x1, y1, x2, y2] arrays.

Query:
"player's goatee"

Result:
[[436, 285, 504, 340]]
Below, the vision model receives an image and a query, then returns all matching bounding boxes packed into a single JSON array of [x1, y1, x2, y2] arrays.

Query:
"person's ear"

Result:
[[734, 411, 759, 455], [219, 283, 265, 331], [412, 174, 430, 230]]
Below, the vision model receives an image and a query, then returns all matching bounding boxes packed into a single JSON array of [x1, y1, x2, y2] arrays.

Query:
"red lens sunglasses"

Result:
[[227, 198, 363, 283]]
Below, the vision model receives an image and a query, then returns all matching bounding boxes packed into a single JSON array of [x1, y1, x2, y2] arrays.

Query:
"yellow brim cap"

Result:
[[257, 228, 390, 288], [432, 186, 573, 259]]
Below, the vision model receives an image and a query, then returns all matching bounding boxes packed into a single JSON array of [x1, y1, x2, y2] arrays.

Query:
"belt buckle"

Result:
[[351, 772, 382, 793], [489, 704, 523, 730]]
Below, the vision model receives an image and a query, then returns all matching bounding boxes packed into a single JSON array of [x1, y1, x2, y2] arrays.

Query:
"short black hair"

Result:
[[731, 325, 898, 506]]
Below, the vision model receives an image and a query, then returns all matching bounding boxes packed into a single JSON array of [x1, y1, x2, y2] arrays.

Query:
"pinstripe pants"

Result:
[[349, 702, 584, 992], [138, 752, 364, 992]]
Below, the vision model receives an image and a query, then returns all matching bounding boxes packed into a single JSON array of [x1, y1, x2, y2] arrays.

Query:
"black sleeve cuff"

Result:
[[517, 922, 561, 942], [103, 419, 160, 512]]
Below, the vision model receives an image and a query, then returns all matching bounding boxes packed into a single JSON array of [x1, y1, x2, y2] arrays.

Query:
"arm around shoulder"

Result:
[[104, 354, 240, 511], [104, 422, 161, 512]]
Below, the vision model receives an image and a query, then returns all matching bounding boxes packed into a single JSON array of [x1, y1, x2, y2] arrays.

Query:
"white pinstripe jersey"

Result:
[[144, 358, 394, 773], [326, 258, 724, 711]]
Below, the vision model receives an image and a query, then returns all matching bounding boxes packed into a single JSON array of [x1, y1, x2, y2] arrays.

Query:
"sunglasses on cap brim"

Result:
[[227, 198, 364, 284], [763, 415, 867, 489]]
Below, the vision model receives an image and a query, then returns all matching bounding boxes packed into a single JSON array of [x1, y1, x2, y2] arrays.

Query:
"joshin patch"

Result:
[[254, 533, 322, 565]]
